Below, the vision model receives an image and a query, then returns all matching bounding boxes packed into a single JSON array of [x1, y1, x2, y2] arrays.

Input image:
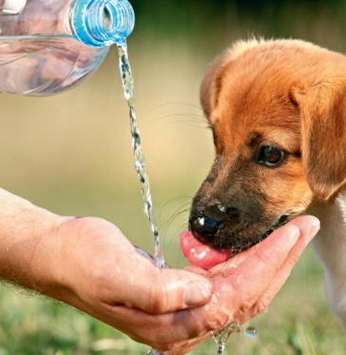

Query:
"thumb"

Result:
[[125, 265, 212, 314]]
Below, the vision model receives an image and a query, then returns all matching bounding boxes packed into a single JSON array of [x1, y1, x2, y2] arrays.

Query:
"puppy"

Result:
[[189, 38, 346, 327]]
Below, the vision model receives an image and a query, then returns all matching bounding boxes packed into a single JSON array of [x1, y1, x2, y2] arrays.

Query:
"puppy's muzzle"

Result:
[[189, 198, 291, 252], [189, 203, 240, 244]]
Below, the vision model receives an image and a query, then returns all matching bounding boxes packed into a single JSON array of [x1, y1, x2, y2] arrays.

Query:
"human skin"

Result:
[[0, 187, 319, 353]]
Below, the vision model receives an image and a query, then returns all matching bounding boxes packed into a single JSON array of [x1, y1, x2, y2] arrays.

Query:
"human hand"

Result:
[[47, 217, 213, 347], [49, 215, 318, 354], [0, 189, 319, 353], [0, 188, 213, 351], [167, 215, 320, 354]]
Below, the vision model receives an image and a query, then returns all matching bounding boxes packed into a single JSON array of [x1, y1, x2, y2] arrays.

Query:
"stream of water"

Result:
[[117, 43, 165, 269], [117, 42, 167, 355], [213, 323, 240, 354]]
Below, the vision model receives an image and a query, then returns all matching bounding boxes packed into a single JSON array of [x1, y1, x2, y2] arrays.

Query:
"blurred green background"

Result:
[[0, 0, 346, 353]]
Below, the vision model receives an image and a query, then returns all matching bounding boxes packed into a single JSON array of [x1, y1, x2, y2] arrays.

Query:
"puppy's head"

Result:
[[190, 39, 346, 252]]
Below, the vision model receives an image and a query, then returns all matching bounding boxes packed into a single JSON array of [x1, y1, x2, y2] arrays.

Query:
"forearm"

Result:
[[0, 187, 67, 293]]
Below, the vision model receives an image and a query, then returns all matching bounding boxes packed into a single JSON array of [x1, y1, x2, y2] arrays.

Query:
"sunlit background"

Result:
[[0, 0, 346, 353]]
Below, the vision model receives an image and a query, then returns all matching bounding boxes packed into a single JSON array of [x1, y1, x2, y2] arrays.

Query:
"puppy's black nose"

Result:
[[189, 203, 238, 242], [189, 213, 222, 241]]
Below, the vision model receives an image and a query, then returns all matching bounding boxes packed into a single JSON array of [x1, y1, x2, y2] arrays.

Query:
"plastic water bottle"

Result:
[[0, 0, 134, 96]]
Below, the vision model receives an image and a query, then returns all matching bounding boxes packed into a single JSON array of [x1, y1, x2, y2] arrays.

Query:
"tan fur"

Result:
[[228, 38, 322, 61], [197, 38, 346, 327], [201, 38, 346, 200]]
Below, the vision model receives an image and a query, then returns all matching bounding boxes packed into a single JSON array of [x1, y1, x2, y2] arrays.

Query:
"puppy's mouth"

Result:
[[242, 214, 290, 251], [189, 214, 291, 257], [181, 214, 291, 268]]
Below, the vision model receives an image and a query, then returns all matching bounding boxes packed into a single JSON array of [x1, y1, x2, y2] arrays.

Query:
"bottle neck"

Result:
[[71, 0, 135, 47]]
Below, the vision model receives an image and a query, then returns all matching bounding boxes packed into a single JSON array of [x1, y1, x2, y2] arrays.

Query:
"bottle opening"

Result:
[[72, 0, 135, 47], [103, 6, 112, 31]]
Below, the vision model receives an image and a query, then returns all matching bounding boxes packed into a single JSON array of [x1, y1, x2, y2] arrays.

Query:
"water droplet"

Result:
[[197, 250, 207, 259], [217, 204, 226, 213], [245, 326, 257, 338], [216, 343, 225, 354], [154, 252, 166, 269]]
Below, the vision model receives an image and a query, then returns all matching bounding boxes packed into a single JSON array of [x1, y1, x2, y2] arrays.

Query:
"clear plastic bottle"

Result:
[[0, 0, 134, 96]]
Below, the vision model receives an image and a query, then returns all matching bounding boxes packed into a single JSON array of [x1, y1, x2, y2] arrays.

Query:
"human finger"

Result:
[[111, 253, 213, 313], [241, 215, 320, 319], [86, 303, 212, 351]]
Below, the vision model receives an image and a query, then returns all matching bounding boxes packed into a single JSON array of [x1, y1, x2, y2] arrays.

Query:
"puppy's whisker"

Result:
[[155, 112, 205, 120], [159, 198, 191, 233], [158, 120, 210, 130], [153, 115, 207, 129], [160, 207, 190, 232], [159, 196, 191, 212], [158, 201, 192, 267], [155, 101, 204, 111]]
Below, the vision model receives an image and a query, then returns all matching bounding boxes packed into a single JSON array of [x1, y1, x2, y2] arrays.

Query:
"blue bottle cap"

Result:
[[72, 0, 135, 47]]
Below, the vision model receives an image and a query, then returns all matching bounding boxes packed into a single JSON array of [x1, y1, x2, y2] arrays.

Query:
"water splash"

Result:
[[213, 323, 240, 354], [117, 43, 165, 269], [245, 326, 258, 338], [147, 350, 167, 355]]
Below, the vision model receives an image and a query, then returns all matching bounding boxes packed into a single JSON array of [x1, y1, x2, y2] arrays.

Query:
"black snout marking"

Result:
[[189, 203, 241, 243]]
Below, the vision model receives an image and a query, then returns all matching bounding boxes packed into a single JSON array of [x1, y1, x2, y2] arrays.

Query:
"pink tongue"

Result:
[[180, 231, 233, 269]]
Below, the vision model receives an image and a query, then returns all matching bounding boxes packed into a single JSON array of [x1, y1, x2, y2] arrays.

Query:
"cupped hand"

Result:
[[48, 215, 319, 354], [170, 215, 320, 354], [48, 217, 212, 347]]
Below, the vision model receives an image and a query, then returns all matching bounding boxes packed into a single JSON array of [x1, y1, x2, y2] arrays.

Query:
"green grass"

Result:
[[0, 284, 148, 354], [0, 249, 345, 354]]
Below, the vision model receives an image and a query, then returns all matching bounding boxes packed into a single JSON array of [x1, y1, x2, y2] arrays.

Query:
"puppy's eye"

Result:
[[256, 145, 286, 167]]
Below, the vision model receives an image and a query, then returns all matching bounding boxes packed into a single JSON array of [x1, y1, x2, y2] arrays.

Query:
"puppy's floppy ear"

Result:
[[200, 53, 229, 118], [200, 39, 262, 118], [292, 80, 346, 200]]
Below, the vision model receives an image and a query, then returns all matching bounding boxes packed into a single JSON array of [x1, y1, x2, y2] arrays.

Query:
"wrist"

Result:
[[0, 188, 70, 295]]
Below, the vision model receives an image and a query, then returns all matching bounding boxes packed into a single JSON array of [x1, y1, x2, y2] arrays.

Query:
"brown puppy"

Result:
[[189, 38, 346, 326]]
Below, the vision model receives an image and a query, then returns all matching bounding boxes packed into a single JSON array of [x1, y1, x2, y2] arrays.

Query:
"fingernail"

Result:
[[309, 218, 320, 239], [185, 279, 212, 306]]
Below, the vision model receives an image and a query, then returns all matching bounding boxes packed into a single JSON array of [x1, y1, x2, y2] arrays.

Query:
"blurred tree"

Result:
[[128, 0, 346, 54]]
